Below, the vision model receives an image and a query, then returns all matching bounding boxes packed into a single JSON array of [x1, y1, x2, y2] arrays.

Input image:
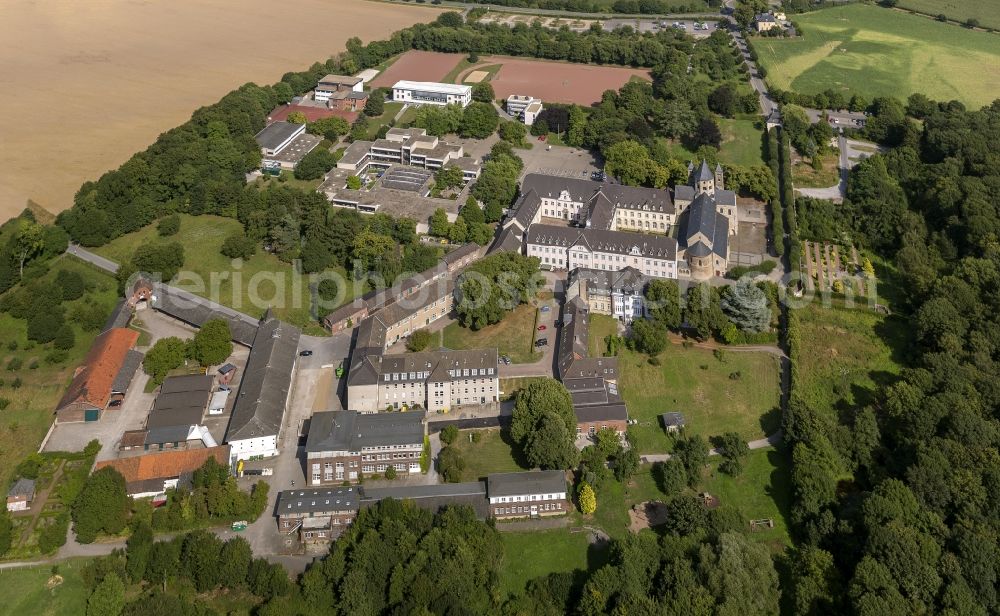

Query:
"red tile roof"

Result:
[[94, 446, 230, 484], [56, 328, 140, 412]]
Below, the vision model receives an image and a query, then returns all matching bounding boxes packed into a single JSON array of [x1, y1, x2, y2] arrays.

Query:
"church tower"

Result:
[[714, 162, 724, 191]]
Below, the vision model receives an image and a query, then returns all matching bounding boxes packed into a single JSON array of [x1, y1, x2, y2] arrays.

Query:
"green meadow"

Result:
[[755, 4, 1000, 108]]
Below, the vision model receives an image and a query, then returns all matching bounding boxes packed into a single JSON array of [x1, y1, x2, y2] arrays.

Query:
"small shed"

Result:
[[660, 412, 686, 434], [217, 363, 237, 385], [6, 478, 36, 512], [209, 390, 231, 415]]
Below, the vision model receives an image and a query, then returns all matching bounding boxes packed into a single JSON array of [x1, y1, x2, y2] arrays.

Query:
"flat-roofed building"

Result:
[[305, 411, 426, 484], [314, 74, 367, 111], [334, 128, 479, 181], [486, 471, 569, 519], [506, 95, 544, 125], [254, 121, 321, 171], [392, 80, 472, 107]]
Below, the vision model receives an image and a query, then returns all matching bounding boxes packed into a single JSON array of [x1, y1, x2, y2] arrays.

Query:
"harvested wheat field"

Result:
[[0, 0, 442, 224], [370, 50, 464, 87], [484, 56, 651, 105]]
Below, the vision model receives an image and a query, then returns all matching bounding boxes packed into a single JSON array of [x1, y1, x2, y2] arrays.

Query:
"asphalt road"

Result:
[[67, 244, 118, 273]]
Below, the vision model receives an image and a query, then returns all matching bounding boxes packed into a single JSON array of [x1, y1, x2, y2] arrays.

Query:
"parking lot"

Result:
[[517, 140, 603, 181]]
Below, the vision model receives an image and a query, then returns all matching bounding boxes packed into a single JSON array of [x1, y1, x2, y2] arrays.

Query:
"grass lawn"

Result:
[[658, 118, 763, 168], [717, 118, 766, 167], [700, 448, 793, 549], [449, 428, 529, 481], [253, 170, 322, 193], [0, 257, 118, 488], [499, 529, 604, 597], [618, 347, 782, 454], [791, 151, 840, 188], [92, 214, 358, 334], [441, 303, 542, 364], [790, 302, 908, 418], [0, 559, 91, 616], [898, 0, 1000, 31], [754, 4, 1000, 109], [587, 314, 619, 358], [366, 102, 405, 138]]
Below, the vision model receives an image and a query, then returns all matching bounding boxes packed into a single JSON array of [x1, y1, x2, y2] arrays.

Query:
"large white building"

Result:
[[506, 95, 544, 126], [254, 121, 322, 171], [526, 224, 679, 279], [336, 127, 480, 181], [392, 81, 472, 107]]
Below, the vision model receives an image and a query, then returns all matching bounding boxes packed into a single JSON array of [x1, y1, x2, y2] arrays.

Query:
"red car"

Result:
[[538, 135, 547, 142], [537, 325, 547, 331]]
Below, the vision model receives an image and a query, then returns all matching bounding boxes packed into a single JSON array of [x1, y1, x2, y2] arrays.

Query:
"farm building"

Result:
[[55, 327, 141, 423], [94, 446, 231, 499], [6, 479, 35, 512], [661, 412, 686, 433]]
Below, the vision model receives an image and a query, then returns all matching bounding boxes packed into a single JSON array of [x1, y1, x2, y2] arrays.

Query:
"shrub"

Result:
[[11, 377, 22, 389], [7, 340, 17, 351], [578, 482, 597, 514], [471, 431, 482, 444], [0, 399, 9, 411], [55, 269, 86, 301], [384, 466, 397, 480], [45, 350, 69, 364], [156, 214, 181, 237], [220, 234, 257, 260], [406, 329, 432, 352], [28, 360, 39, 370], [440, 425, 459, 445], [7, 357, 22, 371], [53, 324, 76, 350]]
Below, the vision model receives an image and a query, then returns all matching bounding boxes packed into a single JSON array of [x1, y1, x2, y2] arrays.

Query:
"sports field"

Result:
[[485, 56, 651, 105], [754, 4, 1000, 109], [370, 50, 464, 88], [898, 0, 1000, 31]]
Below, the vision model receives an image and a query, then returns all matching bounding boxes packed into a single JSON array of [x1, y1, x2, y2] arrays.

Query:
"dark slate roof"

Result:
[[507, 189, 543, 231], [756, 12, 776, 22], [349, 347, 497, 388], [661, 411, 685, 427], [715, 189, 737, 207], [224, 317, 301, 443], [490, 226, 524, 255], [103, 299, 132, 332], [306, 410, 424, 453], [566, 377, 622, 407], [713, 215, 730, 259], [695, 159, 714, 182], [7, 478, 35, 498], [277, 487, 360, 515], [686, 193, 718, 243], [360, 481, 490, 519], [440, 243, 480, 266], [145, 424, 192, 445], [151, 283, 260, 346], [527, 224, 677, 260], [487, 470, 567, 497], [574, 403, 628, 424], [112, 349, 144, 394], [674, 184, 695, 203], [254, 121, 302, 150], [686, 241, 712, 258]]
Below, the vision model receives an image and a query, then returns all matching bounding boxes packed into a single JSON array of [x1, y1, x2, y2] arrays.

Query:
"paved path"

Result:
[[66, 244, 118, 274], [640, 431, 782, 463]]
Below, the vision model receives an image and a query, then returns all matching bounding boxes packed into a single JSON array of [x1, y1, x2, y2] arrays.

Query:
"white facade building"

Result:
[[392, 81, 472, 107], [506, 95, 544, 125]]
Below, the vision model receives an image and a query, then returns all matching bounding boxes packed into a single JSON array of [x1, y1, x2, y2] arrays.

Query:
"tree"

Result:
[[436, 11, 463, 27], [189, 319, 232, 367], [307, 116, 350, 141], [294, 147, 339, 180], [435, 165, 464, 191], [471, 81, 495, 103], [156, 214, 180, 237], [448, 216, 468, 243], [613, 444, 640, 482], [346, 174, 362, 190], [438, 446, 466, 482], [286, 111, 307, 124], [407, 328, 432, 352], [73, 467, 129, 543], [461, 196, 485, 225], [604, 140, 654, 186], [720, 280, 771, 333], [440, 424, 459, 445], [53, 323, 76, 350], [56, 269, 86, 301], [12, 219, 44, 279], [425, 208, 451, 239], [460, 102, 499, 139], [125, 522, 153, 583], [717, 432, 749, 476], [691, 117, 722, 149], [511, 379, 578, 469], [578, 482, 597, 514], [364, 94, 384, 117], [645, 279, 681, 330], [700, 533, 781, 615], [87, 572, 125, 616], [181, 530, 223, 592], [663, 493, 707, 536], [131, 242, 184, 282], [0, 509, 12, 557], [454, 252, 539, 329], [498, 120, 527, 144], [862, 257, 876, 278], [708, 84, 738, 117], [629, 318, 667, 355], [220, 233, 257, 260], [217, 537, 253, 589], [654, 459, 688, 496], [674, 435, 710, 486], [142, 337, 187, 385]]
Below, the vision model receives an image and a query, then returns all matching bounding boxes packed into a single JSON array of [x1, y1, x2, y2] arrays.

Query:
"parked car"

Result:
[[299, 350, 313, 357], [108, 400, 123, 408], [534, 338, 548, 347], [537, 325, 547, 331], [501, 355, 512, 365], [540, 306, 551, 312]]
